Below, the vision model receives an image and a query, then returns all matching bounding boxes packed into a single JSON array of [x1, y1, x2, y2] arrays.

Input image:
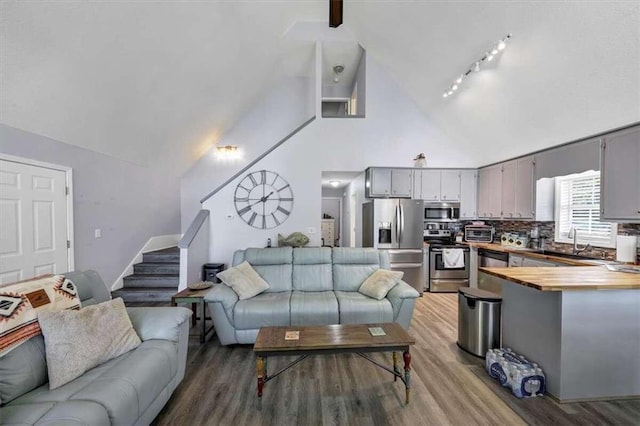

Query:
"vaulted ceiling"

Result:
[[1, 1, 638, 172]]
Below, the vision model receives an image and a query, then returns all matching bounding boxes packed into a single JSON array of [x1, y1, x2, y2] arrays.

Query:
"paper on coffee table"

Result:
[[368, 327, 386, 336], [284, 331, 300, 340]]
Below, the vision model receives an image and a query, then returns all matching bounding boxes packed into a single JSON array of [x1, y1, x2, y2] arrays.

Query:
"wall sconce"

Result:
[[215, 145, 241, 160]]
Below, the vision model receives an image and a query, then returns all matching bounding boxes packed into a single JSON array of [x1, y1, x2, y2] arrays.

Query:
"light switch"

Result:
[[94, 229, 102, 238], [307, 227, 317, 234]]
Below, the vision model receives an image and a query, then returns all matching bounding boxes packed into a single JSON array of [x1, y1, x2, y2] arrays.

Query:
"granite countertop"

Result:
[[480, 265, 640, 291]]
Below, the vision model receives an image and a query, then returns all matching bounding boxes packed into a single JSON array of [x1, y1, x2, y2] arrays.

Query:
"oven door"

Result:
[[429, 249, 470, 279]]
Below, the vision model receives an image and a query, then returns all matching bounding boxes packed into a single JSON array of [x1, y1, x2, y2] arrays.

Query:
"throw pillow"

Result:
[[358, 269, 404, 300], [38, 297, 141, 389], [216, 261, 270, 300]]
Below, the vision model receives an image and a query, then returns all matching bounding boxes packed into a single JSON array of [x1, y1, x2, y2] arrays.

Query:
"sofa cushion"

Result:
[[217, 261, 270, 300], [0, 400, 111, 425], [290, 291, 339, 325], [11, 339, 176, 425], [332, 248, 382, 292], [335, 291, 394, 324], [233, 292, 291, 329], [358, 269, 404, 300], [292, 247, 333, 291], [0, 334, 47, 405], [236, 247, 293, 293]]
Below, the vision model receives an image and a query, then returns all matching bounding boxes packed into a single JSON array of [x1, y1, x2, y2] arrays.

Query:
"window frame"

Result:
[[554, 170, 618, 248]]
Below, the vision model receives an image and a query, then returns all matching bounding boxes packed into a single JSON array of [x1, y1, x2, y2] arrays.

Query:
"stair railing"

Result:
[[178, 209, 209, 290]]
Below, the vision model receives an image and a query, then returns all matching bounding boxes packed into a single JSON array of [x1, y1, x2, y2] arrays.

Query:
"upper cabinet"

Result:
[[478, 165, 502, 219], [413, 169, 461, 202], [601, 126, 640, 222], [460, 170, 477, 219], [365, 168, 412, 198], [478, 156, 535, 220]]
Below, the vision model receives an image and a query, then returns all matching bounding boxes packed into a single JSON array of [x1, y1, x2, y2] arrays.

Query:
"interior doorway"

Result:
[[350, 193, 356, 247], [0, 156, 74, 284]]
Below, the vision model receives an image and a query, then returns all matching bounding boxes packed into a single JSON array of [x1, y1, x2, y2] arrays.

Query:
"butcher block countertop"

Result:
[[480, 266, 640, 291]]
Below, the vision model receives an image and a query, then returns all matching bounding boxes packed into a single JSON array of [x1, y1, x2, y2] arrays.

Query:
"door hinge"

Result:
[[602, 141, 606, 149], [67, 240, 71, 248], [65, 186, 69, 195]]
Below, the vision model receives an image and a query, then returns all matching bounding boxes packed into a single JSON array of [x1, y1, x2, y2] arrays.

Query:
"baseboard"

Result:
[[111, 234, 181, 291], [548, 392, 640, 404]]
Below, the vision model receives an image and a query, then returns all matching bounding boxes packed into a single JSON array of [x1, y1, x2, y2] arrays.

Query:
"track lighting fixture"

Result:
[[443, 34, 512, 99]]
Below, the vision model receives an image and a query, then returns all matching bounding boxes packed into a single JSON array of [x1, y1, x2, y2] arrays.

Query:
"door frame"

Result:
[[0, 153, 75, 272]]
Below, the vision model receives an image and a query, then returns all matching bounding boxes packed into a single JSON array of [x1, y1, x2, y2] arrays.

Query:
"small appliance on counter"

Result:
[[464, 224, 494, 243]]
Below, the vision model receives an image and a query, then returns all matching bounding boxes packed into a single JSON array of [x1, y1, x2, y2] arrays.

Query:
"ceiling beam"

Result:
[[329, 0, 343, 28]]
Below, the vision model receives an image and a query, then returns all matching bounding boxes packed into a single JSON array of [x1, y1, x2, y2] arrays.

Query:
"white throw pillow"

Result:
[[358, 269, 404, 300], [216, 261, 270, 300], [38, 298, 141, 389]]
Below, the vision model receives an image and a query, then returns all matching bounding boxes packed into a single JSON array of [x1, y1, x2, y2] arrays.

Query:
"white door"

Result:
[[0, 160, 69, 284]]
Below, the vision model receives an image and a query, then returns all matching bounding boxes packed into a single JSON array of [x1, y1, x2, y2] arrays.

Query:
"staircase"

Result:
[[112, 247, 180, 304]]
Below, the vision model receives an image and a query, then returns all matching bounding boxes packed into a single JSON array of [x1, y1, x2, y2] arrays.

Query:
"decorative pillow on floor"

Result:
[[358, 269, 404, 300], [216, 261, 270, 300], [38, 297, 141, 389]]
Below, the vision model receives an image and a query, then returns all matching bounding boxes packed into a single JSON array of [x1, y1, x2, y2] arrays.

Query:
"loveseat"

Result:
[[205, 247, 420, 345], [0, 270, 191, 426]]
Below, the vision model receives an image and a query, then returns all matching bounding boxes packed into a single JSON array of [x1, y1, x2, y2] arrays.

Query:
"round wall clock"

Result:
[[234, 170, 293, 229]]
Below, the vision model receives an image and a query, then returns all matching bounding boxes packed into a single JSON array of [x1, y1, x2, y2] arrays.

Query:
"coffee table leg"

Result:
[[257, 356, 265, 398], [393, 352, 400, 382], [403, 350, 411, 404]]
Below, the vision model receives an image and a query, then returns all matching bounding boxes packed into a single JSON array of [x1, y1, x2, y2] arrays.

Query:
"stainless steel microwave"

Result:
[[424, 202, 460, 222]]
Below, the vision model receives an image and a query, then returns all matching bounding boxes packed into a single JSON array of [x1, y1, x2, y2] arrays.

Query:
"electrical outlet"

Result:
[[307, 227, 317, 234], [94, 229, 101, 238]]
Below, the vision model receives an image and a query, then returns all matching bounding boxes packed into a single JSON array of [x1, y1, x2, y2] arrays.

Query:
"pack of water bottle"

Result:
[[485, 348, 546, 398]]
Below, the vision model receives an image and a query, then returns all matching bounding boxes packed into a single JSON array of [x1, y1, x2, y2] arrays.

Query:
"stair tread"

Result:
[[124, 274, 179, 278], [114, 287, 177, 292], [145, 247, 179, 255]]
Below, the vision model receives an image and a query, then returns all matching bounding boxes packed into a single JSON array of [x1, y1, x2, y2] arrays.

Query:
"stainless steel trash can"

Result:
[[457, 287, 502, 358]]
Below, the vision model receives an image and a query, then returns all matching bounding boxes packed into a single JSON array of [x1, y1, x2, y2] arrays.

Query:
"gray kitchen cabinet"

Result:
[[416, 170, 441, 201], [413, 169, 461, 201], [508, 254, 525, 267], [365, 167, 413, 198], [601, 126, 640, 222], [440, 170, 461, 201], [488, 165, 503, 218], [501, 160, 517, 218], [477, 167, 491, 218], [460, 170, 477, 219], [515, 156, 535, 219]]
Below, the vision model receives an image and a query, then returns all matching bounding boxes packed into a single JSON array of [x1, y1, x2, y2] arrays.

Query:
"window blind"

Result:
[[555, 171, 617, 247]]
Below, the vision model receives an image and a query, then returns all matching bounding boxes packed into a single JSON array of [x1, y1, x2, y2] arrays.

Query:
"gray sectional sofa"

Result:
[[0, 270, 192, 426], [205, 247, 420, 345]]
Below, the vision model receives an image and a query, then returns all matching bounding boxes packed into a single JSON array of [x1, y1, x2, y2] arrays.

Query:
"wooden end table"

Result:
[[253, 323, 415, 404], [171, 287, 215, 343]]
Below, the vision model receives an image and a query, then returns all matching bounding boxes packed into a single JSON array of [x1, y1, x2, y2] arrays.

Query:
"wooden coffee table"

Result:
[[253, 323, 415, 404]]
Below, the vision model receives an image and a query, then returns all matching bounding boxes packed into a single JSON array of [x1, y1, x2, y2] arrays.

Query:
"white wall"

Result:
[[180, 76, 315, 230], [195, 55, 474, 266]]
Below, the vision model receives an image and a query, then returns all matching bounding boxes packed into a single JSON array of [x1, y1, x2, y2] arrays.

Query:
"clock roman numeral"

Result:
[[238, 205, 252, 215], [260, 170, 266, 184], [271, 213, 280, 226], [235, 197, 249, 202], [248, 212, 257, 226], [277, 206, 290, 215], [280, 197, 293, 202], [249, 174, 258, 186], [261, 216, 266, 229]]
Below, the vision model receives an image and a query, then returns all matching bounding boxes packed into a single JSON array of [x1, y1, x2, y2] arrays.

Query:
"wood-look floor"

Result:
[[153, 294, 640, 425]]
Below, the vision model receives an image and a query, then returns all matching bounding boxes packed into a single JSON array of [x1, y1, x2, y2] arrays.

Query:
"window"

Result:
[[554, 170, 617, 248]]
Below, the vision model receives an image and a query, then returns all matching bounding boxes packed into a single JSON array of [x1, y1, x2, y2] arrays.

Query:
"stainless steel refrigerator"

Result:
[[362, 199, 426, 295]]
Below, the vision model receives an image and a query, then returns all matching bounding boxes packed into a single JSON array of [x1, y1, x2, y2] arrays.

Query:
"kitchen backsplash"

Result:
[[464, 220, 640, 263]]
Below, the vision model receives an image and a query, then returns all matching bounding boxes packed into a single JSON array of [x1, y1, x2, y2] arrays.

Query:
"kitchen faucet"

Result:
[[568, 227, 591, 255]]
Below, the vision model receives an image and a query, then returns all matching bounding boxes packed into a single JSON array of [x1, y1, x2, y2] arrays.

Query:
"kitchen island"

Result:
[[481, 266, 640, 402]]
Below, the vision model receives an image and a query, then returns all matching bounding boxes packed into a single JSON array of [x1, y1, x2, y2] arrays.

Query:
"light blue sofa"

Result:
[[0, 270, 192, 426], [205, 247, 420, 345]]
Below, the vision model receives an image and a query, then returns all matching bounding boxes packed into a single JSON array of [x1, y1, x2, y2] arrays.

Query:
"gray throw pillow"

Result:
[[216, 261, 270, 300], [358, 269, 404, 300], [38, 298, 141, 389]]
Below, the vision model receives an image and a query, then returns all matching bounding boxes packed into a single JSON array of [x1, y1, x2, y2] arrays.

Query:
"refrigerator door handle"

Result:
[[395, 205, 401, 245], [399, 204, 404, 244]]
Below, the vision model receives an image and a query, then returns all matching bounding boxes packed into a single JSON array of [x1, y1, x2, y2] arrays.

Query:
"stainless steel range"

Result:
[[424, 223, 470, 293]]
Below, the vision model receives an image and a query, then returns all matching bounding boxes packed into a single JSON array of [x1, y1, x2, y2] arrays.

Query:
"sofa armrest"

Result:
[[126, 307, 192, 342], [204, 284, 238, 313], [387, 280, 419, 300]]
